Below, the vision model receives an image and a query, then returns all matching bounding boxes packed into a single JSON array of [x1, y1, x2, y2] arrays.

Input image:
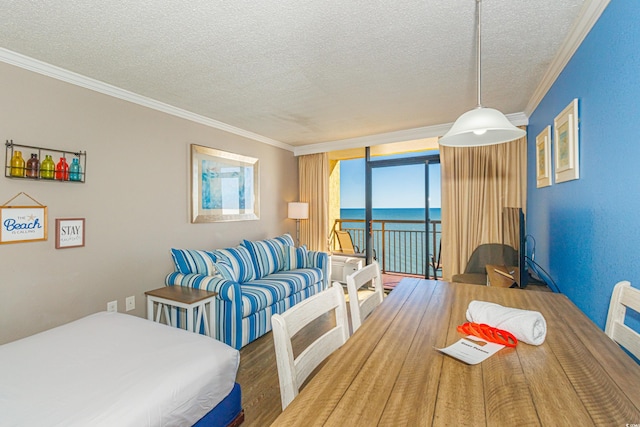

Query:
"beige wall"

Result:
[[0, 62, 298, 344]]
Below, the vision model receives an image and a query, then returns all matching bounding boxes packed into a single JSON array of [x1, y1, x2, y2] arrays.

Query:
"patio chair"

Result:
[[430, 240, 442, 280], [451, 243, 517, 285], [334, 230, 376, 260]]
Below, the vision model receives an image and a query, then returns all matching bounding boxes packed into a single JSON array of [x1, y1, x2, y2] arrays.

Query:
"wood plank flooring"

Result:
[[237, 312, 335, 426]]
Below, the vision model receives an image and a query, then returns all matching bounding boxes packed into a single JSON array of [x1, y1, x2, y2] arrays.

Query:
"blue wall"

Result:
[[527, 0, 640, 329]]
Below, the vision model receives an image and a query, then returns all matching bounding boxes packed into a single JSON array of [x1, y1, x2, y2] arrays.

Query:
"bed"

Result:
[[0, 311, 243, 427]]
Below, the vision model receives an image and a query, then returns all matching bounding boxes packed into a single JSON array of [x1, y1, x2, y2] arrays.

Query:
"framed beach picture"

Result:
[[190, 144, 260, 223], [55, 218, 85, 249], [554, 99, 579, 183], [536, 126, 552, 188], [0, 206, 48, 244]]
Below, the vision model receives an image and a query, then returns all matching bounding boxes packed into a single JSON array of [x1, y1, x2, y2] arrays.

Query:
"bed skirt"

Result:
[[193, 382, 244, 427]]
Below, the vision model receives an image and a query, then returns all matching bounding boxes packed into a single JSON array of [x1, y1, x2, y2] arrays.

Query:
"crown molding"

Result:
[[293, 112, 528, 156], [0, 48, 294, 152], [525, 0, 610, 115]]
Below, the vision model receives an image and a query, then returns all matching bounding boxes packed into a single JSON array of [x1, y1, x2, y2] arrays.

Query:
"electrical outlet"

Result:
[[126, 296, 135, 311], [107, 300, 118, 313]]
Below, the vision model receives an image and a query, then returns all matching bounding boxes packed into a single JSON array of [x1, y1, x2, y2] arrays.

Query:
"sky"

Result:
[[340, 157, 441, 209]]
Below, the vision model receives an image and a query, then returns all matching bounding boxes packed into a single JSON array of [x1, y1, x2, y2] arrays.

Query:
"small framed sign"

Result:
[[536, 125, 552, 188], [554, 99, 580, 183], [55, 218, 85, 249], [0, 206, 48, 244]]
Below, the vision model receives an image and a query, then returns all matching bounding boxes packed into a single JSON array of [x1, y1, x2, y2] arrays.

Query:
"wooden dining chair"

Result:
[[346, 261, 384, 333], [605, 280, 640, 360], [271, 282, 350, 410]]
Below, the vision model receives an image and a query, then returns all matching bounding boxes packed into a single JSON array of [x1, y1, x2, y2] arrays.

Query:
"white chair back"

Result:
[[271, 282, 349, 410], [605, 280, 640, 360], [346, 261, 384, 333]]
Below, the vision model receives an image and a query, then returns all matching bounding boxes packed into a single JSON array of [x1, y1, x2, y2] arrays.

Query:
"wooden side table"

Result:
[[145, 286, 218, 337]]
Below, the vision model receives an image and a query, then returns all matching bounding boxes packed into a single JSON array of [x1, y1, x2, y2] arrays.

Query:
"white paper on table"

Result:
[[436, 336, 505, 365]]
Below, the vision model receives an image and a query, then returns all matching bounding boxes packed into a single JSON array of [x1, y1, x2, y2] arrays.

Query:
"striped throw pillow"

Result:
[[170, 249, 222, 277], [286, 245, 308, 270], [274, 233, 295, 247], [210, 246, 257, 283], [242, 238, 287, 277]]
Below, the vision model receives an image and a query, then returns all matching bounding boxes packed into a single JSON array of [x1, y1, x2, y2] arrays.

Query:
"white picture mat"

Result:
[[554, 99, 580, 183]]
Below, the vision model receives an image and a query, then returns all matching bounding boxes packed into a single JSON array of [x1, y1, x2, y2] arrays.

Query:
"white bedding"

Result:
[[0, 311, 240, 427]]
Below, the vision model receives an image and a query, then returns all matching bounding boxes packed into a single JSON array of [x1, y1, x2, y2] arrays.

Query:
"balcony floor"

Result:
[[382, 272, 428, 292]]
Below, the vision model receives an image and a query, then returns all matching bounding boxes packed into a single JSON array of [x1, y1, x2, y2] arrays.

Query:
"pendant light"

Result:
[[439, 0, 525, 147]]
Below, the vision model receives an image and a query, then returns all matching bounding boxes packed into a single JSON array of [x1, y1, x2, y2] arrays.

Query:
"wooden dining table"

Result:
[[272, 278, 640, 426]]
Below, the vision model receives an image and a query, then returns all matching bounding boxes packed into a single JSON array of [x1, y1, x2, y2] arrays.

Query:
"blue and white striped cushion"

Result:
[[170, 249, 222, 277], [285, 245, 308, 270], [239, 268, 323, 317], [307, 250, 330, 288], [274, 233, 295, 247], [241, 238, 287, 277], [210, 246, 257, 283], [238, 281, 324, 347], [213, 260, 237, 281]]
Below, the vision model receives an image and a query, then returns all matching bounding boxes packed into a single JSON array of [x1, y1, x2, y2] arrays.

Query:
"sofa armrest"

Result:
[[165, 272, 240, 302], [307, 250, 330, 288]]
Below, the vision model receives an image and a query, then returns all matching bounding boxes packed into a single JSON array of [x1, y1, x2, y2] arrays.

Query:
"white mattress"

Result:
[[0, 311, 240, 427]]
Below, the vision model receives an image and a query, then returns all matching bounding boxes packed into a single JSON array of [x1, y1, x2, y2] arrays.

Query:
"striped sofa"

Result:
[[165, 234, 329, 349]]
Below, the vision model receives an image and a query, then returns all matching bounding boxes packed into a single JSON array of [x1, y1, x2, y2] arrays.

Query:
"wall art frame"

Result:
[[0, 192, 47, 244], [55, 218, 85, 249], [554, 99, 580, 183], [191, 144, 260, 223], [536, 125, 552, 188], [0, 205, 48, 244]]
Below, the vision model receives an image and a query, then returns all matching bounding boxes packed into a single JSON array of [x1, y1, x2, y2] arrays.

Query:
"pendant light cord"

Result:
[[476, 0, 482, 108]]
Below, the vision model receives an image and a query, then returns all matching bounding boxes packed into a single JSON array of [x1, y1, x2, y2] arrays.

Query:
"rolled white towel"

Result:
[[466, 300, 547, 345]]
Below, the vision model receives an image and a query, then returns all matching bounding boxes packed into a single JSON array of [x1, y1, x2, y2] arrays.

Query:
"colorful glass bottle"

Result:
[[10, 150, 25, 177], [55, 157, 69, 181], [69, 158, 82, 181], [26, 153, 39, 178], [40, 155, 55, 179]]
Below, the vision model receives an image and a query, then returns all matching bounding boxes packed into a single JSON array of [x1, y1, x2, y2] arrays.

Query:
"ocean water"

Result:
[[338, 208, 441, 276], [340, 208, 441, 230]]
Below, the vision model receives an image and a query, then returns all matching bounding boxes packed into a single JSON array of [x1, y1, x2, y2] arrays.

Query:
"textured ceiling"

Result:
[[0, 1, 592, 150]]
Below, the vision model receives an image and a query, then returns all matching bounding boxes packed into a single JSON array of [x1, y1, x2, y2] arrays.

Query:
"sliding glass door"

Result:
[[364, 148, 440, 278]]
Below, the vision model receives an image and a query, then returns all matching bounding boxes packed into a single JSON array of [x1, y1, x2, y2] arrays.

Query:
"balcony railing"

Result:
[[331, 218, 441, 278]]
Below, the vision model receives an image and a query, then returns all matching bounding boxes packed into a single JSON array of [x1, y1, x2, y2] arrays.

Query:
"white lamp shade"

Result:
[[438, 107, 526, 147], [288, 202, 309, 220]]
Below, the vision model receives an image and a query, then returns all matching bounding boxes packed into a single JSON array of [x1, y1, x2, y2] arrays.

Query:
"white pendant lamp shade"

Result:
[[438, 0, 525, 148], [438, 107, 526, 147]]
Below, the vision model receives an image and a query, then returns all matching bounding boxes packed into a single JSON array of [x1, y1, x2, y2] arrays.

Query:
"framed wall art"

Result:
[[55, 218, 85, 249], [536, 125, 552, 188], [0, 205, 48, 244], [191, 144, 260, 223], [0, 192, 47, 244], [554, 99, 579, 183]]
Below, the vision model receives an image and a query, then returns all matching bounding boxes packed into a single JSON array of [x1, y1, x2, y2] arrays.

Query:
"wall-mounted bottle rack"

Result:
[[5, 140, 86, 183]]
